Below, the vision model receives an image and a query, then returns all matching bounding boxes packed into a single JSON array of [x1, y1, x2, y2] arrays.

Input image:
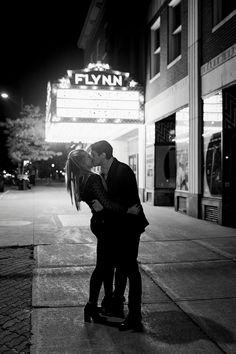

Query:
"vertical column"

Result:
[[138, 125, 146, 201], [188, 0, 202, 217]]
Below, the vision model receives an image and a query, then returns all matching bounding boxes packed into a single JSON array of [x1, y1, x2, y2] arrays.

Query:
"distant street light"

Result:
[[0, 91, 24, 110], [1, 92, 9, 99]]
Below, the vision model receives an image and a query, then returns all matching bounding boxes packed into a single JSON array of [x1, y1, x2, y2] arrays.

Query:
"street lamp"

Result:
[[1, 92, 9, 99], [0, 91, 24, 110]]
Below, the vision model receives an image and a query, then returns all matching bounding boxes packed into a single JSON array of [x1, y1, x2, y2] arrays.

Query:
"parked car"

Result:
[[0, 171, 4, 192], [3, 171, 16, 186]]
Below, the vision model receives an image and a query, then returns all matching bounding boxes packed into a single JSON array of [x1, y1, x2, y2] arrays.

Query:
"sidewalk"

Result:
[[0, 184, 236, 353]]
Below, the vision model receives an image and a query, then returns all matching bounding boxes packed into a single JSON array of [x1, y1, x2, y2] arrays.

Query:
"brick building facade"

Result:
[[78, 0, 236, 226]]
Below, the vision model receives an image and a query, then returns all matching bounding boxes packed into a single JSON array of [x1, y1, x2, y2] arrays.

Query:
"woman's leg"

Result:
[[88, 235, 114, 304], [88, 237, 104, 304], [88, 266, 103, 304], [85, 237, 107, 323]]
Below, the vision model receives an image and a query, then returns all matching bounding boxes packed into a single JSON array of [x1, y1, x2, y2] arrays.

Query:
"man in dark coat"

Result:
[[90, 140, 149, 331]]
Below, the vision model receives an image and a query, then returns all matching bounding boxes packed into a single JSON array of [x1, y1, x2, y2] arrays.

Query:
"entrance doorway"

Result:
[[154, 115, 176, 206], [222, 86, 236, 226], [129, 154, 138, 183], [223, 128, 236, 226]]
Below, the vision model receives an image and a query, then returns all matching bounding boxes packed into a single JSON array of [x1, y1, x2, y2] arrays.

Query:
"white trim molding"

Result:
[[201, 44, 236, 76], [145, 76, 189, 123], [201, 45, 236, 97]]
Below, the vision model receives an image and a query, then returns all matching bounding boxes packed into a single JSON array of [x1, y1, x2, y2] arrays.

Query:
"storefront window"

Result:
[[155, 116, 176, 190], [175, 107, 189, 190], [146, 124, 155, 189], [203, 92, 222, 196]]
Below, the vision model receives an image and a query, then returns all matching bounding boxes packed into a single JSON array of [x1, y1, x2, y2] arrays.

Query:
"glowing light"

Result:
[[52, 115, 61, 122], [139, 95, 144, 104], [58, 77, 71, 88], [129, 80, 137, 88], [46, 64, 145, 143], [1, 92, 9, 99], [57, 108, 140, 120], [87, 62, 110, 71], [56, 98, 139, 110], [45, 122, 139, 143], [53, 88, 142, 121], [56, 88, 140, 100], [74, 73, 123, 86]]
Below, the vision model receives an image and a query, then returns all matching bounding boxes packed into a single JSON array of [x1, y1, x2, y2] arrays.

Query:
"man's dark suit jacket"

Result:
[[105, 158, 149, 234]]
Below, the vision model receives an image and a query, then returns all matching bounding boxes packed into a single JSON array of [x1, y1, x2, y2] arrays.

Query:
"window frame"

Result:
[[212, 0, 236, 33], [150, 16, 161, 81], [168, 0, 182, 65]]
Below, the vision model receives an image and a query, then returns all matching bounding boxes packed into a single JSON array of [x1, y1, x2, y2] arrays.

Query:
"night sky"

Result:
[[0, 1, 91, 167]]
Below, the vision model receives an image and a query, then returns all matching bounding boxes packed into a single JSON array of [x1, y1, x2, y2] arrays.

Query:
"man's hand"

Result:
[[91, 199, 104, 212], [127, 204, 141, 215]]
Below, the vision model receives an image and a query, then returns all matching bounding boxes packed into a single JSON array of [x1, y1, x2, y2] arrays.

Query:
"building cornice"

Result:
[[201, 44, 236, 76]]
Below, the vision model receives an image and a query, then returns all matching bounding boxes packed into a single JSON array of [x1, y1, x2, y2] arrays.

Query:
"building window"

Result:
[[150, 17, 160, 79], [213, 0, 236, 27], [203, 92, 223, 197], [168, 0, 182, 64], [176, 107, 189, 191]]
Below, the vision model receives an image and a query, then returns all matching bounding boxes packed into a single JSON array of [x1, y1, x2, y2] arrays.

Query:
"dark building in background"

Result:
[[78, 0, 236, 227]]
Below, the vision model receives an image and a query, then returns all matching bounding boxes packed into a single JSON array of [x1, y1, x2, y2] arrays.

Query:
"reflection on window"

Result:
[[203, 92, 223, 196], [150, 17, 161, 78], [213, 0, 236, 27], [175, 107, 189, 191], [168, 0, 182, 64]]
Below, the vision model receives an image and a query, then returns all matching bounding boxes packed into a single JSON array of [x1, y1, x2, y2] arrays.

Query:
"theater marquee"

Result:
[[45, 62, 144, 142]]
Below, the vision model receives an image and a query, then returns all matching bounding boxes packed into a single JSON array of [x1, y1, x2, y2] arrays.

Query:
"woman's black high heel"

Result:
[[84, 303, 107, 324]]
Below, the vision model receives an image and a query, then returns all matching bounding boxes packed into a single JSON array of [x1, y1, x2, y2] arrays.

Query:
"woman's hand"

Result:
[[127, 204, 141, 215], [91, 199, 104, 212]]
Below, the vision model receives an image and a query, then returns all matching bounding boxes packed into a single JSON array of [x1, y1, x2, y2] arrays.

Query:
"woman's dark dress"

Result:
[[80, 173, 127, 304]]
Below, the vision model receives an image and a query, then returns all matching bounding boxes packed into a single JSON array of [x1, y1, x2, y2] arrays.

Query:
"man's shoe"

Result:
[[118, 316, 144, 332]]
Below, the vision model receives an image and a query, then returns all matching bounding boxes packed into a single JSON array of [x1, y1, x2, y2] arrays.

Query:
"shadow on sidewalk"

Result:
[[145, 310, 235, 345]]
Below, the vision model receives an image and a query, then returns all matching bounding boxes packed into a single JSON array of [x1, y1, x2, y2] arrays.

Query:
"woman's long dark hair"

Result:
[[65, 149, 92, 210]]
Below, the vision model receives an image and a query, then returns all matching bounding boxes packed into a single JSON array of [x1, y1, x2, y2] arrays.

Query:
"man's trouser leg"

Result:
[[114, 233, 142, 318]]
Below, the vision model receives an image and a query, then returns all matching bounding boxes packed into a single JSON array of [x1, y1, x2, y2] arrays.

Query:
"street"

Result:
[[0, 183, 236, 353]]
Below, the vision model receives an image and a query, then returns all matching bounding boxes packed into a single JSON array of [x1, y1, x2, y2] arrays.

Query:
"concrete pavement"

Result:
[[0, 183, 236, 353]]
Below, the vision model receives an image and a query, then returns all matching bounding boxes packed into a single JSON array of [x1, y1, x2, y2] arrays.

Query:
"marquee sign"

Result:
[[46, 62, 144, 124], [73, 72, 124, 86], [45, 62, 144, 142]]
